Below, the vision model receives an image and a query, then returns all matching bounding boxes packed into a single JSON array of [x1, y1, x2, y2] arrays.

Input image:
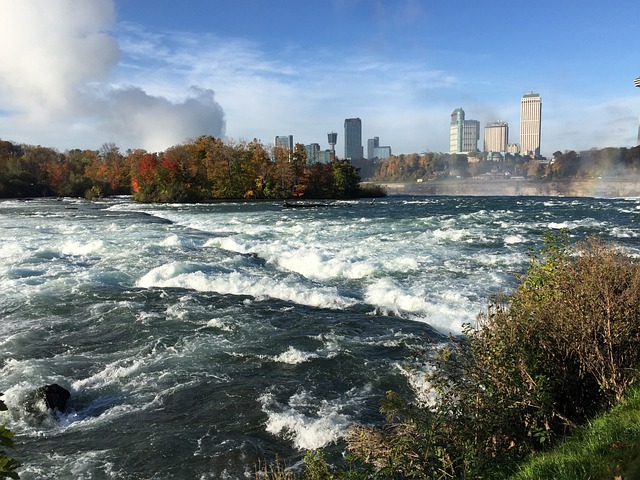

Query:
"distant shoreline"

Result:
[[371, 178, 640, 198]]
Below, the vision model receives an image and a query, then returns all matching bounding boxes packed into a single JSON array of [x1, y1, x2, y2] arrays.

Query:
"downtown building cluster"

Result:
[[274, 117, 391, 164], [449, 92, 542, 159], [274, 92, 541, 164]]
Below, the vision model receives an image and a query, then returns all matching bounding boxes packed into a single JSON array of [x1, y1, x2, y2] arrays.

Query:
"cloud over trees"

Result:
[[0, 0, 225, 151]]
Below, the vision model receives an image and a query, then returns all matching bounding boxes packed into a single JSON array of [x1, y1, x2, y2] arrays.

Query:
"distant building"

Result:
[[373, 145, 392, 160], [305, 143, 320, 163], [507, 143, 520, 154], [367, 137, 379, 160], [274, 135, 294, 151], [520, 92, 542, 157], [484, 121, 509, 154], [449, 108, 479, 154], [462, 120, 480, 153], [318, 150, 334, 163], [344, 118, 363, 160], [327, 132, 337, 153], [449, 108, 465, 153]]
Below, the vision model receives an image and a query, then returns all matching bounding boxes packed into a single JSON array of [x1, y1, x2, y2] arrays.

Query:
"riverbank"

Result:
[[373, 177, 640, 198]]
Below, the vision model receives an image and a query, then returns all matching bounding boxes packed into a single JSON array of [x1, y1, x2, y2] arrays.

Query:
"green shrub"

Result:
[[343, 232, 640, 478], [358, 183, 387, 198], [0, 396, 19, 479]]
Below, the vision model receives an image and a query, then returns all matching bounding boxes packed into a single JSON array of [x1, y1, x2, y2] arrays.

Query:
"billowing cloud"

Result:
[[0, 0, 225, 151], [100, 86, 226, 151]]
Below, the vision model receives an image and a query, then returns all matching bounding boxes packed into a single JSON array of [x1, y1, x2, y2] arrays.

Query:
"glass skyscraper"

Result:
[[344, 118, 363, 160]]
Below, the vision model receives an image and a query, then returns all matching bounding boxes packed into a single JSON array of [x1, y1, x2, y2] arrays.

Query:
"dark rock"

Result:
[[29, 384, 71, 413]]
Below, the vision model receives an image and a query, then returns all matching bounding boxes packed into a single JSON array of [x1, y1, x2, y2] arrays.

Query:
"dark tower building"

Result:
[[344, 118, 363, 160]]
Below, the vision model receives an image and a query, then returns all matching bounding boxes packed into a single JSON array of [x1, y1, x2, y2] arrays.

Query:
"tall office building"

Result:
[[462, 120, 480, 153], [305, 143, 320, 163], [449, 108, 465, 153], [373, 145, 392, 160], [344, 118, 363, 160], [274, 135, 294, 151], [367, 137, 379, 160], [450, 108, 479, 153], [484, 121, 509, 153], [520, 92, 542, 157]]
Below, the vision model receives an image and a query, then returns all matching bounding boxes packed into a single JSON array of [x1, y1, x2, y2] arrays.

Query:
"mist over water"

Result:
[[1, 195, 639, 478]]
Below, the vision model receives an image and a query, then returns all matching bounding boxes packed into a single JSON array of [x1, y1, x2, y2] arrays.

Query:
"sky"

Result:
[[1, 0, 639, 158]]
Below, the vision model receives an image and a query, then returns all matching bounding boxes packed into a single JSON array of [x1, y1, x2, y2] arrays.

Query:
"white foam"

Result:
[[136, 262, 357, 310], [72, 359, 144, 391], [504, 234, 525, 244], [364, 278, 474, 334], [60, 239, 106, 256], [259, 391, 353, 450], [273, 346, 318, 365], [394, 361, 437, 406], [0, 242, 25, 262], [206, 318, 233, 332]]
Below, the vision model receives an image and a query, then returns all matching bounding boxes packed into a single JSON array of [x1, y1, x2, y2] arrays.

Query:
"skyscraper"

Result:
[[367, 137, 379, 160], [305, 143, 320, 163], [449, 108, 465, 153], [520, 92, 542, 157], [344, 118, 363, 160], [274, 135, 294, 151], [484, 121, 509, 153], [462, 120, 480, 153], [450, 108, 479, 153]]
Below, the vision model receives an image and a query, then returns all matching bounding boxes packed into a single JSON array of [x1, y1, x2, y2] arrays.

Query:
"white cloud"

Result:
[[0, 0, 119, 114], [0, 0, 225, 151], [111, 23, 461, 152]]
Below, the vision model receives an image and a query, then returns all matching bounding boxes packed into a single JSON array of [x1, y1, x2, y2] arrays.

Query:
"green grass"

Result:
[[510, 384, 640, 480]]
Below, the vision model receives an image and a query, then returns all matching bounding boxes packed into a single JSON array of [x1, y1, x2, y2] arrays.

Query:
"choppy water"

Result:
[[1, 195, 639, 479]]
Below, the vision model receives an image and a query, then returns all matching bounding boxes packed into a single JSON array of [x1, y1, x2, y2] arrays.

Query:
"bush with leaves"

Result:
[[0, 395, 19, 479], [343, 232, 640, 478]]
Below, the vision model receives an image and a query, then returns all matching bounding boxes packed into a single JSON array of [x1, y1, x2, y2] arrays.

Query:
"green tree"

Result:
[[332, 160, 360, 198], [0, 396, 19, 479]]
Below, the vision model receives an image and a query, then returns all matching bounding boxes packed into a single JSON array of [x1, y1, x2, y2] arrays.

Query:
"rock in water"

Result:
[[36, 384, 71, 413]]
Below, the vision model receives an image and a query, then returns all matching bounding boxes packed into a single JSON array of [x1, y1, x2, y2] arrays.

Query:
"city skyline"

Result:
[[1, 1, 639, 158]]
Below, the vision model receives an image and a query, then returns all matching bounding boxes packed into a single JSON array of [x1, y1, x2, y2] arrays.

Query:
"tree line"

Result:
[[360, 145, 640, 182], [0, 137, 368, 202]]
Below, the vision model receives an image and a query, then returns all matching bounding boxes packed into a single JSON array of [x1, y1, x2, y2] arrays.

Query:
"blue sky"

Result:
[[1, 0, 639, 157]]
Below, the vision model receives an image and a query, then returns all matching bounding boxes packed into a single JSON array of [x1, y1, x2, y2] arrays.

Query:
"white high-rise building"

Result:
[[450, 108, 479, 153], [484, 121, 509, 153], [520, 93, 542, 157], [449, 108, 464, 153]]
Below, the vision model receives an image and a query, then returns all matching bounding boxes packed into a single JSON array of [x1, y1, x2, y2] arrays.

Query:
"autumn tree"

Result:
[[130, 152, 160, 202], [242, 139, 272, 199], [304, 162, 334, 199], [270, 145, 296, 199]]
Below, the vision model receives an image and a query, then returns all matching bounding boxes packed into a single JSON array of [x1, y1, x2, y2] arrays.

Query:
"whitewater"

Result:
[[1, 195, 639, 478]]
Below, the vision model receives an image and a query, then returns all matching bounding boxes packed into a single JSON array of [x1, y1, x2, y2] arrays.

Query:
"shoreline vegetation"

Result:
[[2, 136, 640, 202], [258, 232, 640, 479]]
